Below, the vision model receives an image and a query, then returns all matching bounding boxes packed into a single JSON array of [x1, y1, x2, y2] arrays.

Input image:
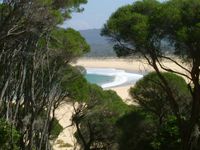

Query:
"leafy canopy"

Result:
[[130, 72, 191, 117], [102, 0, 200, 59], [0, 119, 20, 150]]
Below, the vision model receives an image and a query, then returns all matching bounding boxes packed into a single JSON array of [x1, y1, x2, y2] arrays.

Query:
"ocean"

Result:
[[85, 74, 115, 86], [84, 68, 143, 89]]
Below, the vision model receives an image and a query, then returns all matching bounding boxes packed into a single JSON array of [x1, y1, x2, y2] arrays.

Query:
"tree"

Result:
[[0, 0, 89, 149], [130, 72, 191, 124], [128, 72, 191, 150], [74, 85, 131, 150], [62, 71, 131, 150], [116, 109, 155, 150], [102, 0, 200, 149], [0, 118, 20, 150]]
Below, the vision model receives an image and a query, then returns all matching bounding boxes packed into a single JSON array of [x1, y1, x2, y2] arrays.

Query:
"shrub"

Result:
[[0, 119, 20, 150], [50, 118, 63, 140]]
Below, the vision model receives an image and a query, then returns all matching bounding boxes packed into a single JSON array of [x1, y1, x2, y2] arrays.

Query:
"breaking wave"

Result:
[[86, 68, 143, 88]]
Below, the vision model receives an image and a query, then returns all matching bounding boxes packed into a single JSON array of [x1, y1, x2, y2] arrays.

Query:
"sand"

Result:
[[75, 58, 153, 73], [53, 57, 189, 149], [53, 103, 77, 150], [75, 57, 189, 100], [75, 58, 153, 101]]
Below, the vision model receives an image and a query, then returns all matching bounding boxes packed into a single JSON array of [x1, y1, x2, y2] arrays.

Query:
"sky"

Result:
[[0, 0, 133, 30], [0, 0, 165, 30], [61, 0, 135, 30]]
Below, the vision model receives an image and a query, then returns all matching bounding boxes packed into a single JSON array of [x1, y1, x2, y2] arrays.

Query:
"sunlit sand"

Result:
[[54, 57, 188, 149]]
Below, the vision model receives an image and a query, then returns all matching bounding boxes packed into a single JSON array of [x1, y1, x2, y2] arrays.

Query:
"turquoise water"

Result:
[[85, 74, 115, 86]]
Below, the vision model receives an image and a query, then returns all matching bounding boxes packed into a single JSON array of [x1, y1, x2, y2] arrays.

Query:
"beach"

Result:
[[53, 58, 149, 149], [75, 58, 153, 101], [53, 57, 188, 149], [75, 57, 189, 100]]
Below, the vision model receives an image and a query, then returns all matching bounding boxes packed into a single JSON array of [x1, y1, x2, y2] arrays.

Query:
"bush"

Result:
[[50, 118, 63, 140], [130, 72, 191, 119], [127, 72, 191, 150], [0, 119, 20, 150], [116, 108, 155, 150]]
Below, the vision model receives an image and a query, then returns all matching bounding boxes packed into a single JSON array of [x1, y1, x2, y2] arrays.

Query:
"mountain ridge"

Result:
[[79, 29, 116, 57]]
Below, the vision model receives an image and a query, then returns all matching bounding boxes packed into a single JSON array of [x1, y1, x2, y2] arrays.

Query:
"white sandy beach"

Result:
[[76, 58, 152, 101], [53, 57, 189, 149], [75, 57, 189, 100], [53, 58, 149, 149]]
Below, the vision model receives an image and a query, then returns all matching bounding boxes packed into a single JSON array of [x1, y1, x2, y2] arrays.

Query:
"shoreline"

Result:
[[74, 58, 153, 100], [53, 58, 147, 148], [74, 57, 153, 74], [74, 57, 189, 100], [85, 67, 143, 89], [54, 57, 187, 149]]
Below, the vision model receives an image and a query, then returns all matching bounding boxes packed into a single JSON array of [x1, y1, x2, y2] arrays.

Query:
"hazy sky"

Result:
[[61, 0, 134, 30], [0, 0, 165, 30]]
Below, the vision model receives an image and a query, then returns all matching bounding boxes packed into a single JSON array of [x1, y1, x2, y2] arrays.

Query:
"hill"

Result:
[[79, 29, 174, 58], [79, 29, 116, 57]]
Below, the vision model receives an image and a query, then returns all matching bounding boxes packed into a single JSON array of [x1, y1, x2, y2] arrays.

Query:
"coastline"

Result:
[[74, 57, 153, 74], [54, 57, 188, 149], [85, 67, 143, 89], [53, 58, 149, 149], [74, 57, 153, 101], [74, 57, 189, 100]]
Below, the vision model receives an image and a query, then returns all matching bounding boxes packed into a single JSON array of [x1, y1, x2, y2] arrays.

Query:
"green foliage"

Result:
[[150, 115, 181, 150], [52, 0, 87, 9], [0, 0, 90, 149], [37, 37, 47, 49], [0, 3, 11, 19], [49, 28, 90, 61], [61, 65, 90, 102], [87, 85, 131, 121], [37, 0, 52, 5], [151, 115, 180, 150], [36, 0, 88, 23], [117, 108, 155, 150], [50, 9, 64, 24], [102, 0, 200, 58], [116, 106, 181, 150], [104, 4, 150, 45], [74, 84, 131, 149], [103, 90, 131, 120], [125, 72, 191, 149], [75, 110, 119, 149], [0, 119, 20, 150], [130, 72, 191, 117], [50, 118, 63, 140], [102, 0, 161, 56], [102, 0, 200, 149]]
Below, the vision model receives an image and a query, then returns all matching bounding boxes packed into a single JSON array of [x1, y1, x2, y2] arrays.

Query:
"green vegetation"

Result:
[[0, 0, 89, 149], [130, 72, 191, 119], [72, 84, 131, 149], [0, 119, 20, 150], [1, 0, 200, 149], [56, 139, 72, 148], [111, 72, 191, 150], [49, 118, 63, 140], [0, 1, 132, 149], [126, 72, 190, 150], [102, 0, 200, 149], [117, 109, 155, 150]]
